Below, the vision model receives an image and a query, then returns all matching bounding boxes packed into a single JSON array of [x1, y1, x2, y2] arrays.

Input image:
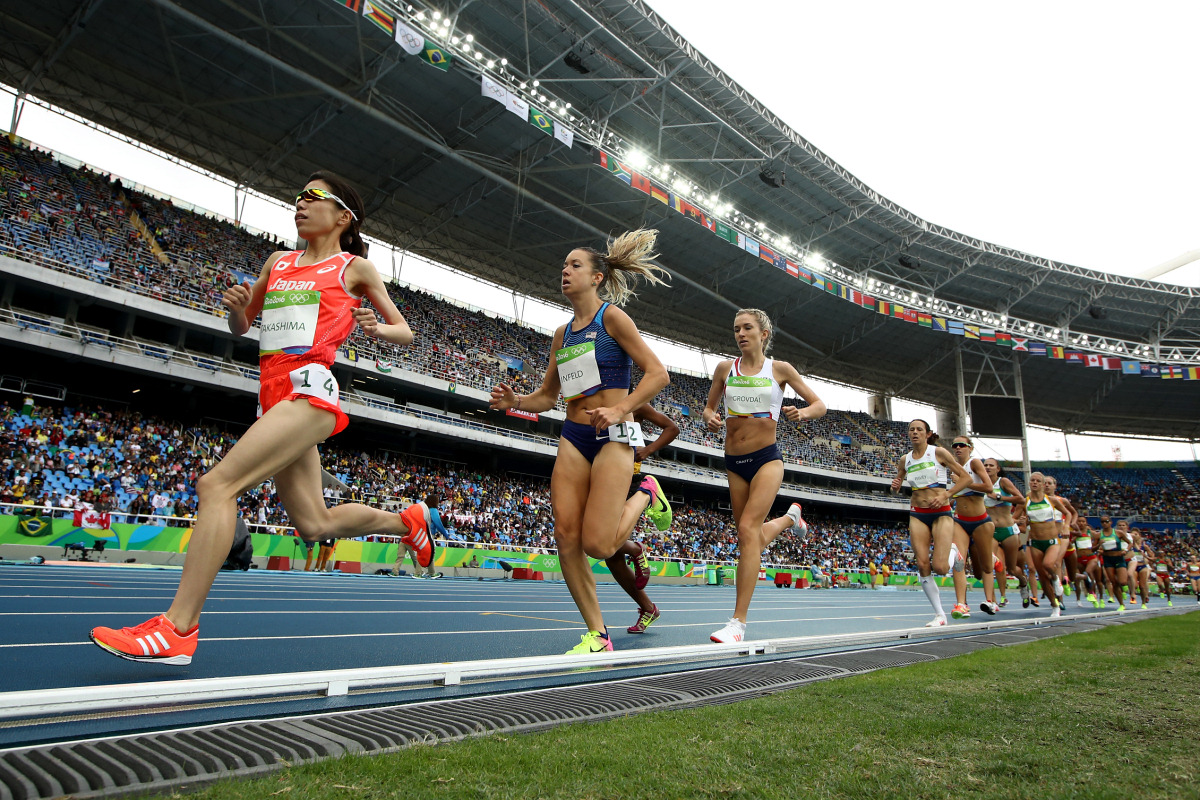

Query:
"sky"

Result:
[[2, 1, 1197, 462]]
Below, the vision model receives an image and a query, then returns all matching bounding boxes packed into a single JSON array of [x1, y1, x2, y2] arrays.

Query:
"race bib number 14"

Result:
[[289, 363, 340, 407]]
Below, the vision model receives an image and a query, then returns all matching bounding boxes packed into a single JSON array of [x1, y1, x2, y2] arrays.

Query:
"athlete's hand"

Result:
[[221, 281, 253, 314], [703, 409, 724, 432], [489, 383, 516, 411], [353, 307, 381, 337], [634, 446, 650, 462], [890, 477, 903, 492], [782, 405, 804, 423], [585, 406, 622, 431]]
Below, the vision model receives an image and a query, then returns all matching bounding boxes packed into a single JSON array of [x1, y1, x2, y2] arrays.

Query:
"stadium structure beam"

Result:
[[1060, 371, 1124, 433], [7, 0, 107, 131], [147, 1, 813, 357]]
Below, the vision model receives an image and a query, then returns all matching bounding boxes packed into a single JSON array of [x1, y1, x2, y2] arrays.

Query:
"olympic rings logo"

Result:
[[288, 293, 311, 304]]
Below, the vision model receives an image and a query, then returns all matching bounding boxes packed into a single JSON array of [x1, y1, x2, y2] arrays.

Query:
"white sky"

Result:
[[2, 1, 1197, 462]]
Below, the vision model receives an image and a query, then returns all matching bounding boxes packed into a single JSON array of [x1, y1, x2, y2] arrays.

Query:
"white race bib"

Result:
[[1101, 538, 1118, 551], [1075, 537, 1092, 551], [556, 342, 601, 400], [260, 289, 321, 354], [607, 421, 645, 446], [724, 375, 774, 418], [289, 363, 340, 407]]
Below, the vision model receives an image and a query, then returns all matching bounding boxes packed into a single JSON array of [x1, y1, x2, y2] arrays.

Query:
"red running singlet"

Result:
[[255, 250, 363, 434]]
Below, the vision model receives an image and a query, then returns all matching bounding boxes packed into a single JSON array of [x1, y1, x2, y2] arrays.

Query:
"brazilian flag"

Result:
[[420, 41, 452, 71], [17, 514, 53, 537], [528, 107, 553, 136]]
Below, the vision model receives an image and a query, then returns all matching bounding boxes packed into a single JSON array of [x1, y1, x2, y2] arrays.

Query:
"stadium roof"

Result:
[[2, 0, 1198, 439]]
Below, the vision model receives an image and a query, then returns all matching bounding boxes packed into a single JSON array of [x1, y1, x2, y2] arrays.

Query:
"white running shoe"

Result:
[[1077, 598, 1089, 608], [786, 503, 809, 541], [1020, 583, 1031, 608], [710, 617, 747, 643], [1050, 606, 1062, 618], [980, 601, 999, 616], [924, 615, 947, 628]]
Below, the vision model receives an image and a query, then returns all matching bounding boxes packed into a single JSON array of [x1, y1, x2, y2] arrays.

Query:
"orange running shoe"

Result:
[[399, 504, 433, 567], [90, 614, 198, 665]]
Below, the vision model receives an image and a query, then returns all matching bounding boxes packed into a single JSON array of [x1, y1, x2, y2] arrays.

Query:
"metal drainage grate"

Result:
[[3, 614, 1182, 800]]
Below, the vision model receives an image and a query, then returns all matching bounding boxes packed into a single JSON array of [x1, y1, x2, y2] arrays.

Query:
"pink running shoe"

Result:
[[627, 604, 660, 634], [630, 541, 652, 590]]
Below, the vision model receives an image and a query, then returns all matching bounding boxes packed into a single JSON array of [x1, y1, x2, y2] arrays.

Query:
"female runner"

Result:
[[983, 458, 1027, 609], [702, 309, 824, 643], [1044, 476, 1080, 607], [947, 436, 997, 617], [1147, 544, 1173, 608], [890, 420, 973, 627], [1096, 516, 1130, 611], [1072, 518, 1103, 608], [1018, 473, 1071, 617], [490, 229, 670, 653], [91, 173, 421, 664], [601, 403, 678, 634], [1187, 551, 1200, 603], [1128, 527, 1151, 609]]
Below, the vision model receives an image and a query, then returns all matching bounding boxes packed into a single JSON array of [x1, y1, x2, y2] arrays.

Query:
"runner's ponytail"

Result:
[[582, 228, 669, 307]]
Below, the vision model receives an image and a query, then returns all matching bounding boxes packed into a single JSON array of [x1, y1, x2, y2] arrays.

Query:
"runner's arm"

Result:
[[632, 403, 679, 461], [491, 326, 564, 413], [345, 257, 414, 346]]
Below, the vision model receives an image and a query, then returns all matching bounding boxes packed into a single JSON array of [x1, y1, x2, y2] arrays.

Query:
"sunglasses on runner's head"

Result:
[[951, 442, 971, 449], [295, 187, 358, 220]]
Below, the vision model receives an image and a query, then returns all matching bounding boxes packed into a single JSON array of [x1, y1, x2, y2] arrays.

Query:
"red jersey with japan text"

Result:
[[258, 250, 362, 377]]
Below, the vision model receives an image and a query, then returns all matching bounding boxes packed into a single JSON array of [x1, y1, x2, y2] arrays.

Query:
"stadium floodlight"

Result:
[[532, 80, 540, 87], [415, 10, 425, 19], [626, 149, 648, 168], [432, 9, 441, 19], [501, 58, 508, 66], [451, 35, 460, 44], [465, 33, 473, 42], [806, 253, 823, 268], [487, 60, 495, 68]]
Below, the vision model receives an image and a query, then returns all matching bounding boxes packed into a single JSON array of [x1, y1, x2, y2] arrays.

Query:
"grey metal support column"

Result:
[[1012, 351, 1031, 484], [955, 347, 968, 435]]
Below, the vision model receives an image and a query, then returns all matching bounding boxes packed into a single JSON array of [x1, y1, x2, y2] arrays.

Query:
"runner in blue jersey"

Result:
[[490, 229, 670, 654]]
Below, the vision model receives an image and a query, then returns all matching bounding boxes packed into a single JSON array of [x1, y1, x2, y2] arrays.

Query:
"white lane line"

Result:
[[0, 612, 947, 649]]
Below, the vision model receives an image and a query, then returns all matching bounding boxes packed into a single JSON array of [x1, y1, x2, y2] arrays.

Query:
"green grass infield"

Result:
[[182, 611, 1200, 800]]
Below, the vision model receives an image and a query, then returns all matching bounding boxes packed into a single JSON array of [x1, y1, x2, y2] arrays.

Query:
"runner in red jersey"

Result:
[[91, 172, 427, 666]]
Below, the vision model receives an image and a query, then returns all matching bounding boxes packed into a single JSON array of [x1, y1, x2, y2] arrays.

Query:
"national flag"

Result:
[[396, 20, 425, 55], [1065, 351, 1084, 363], [877, 300, 891, 316], [932, 317, 948, 332], [1101, 357, 1123, 370], [1011, 337, 1028, 351], [528, 107, 553, 135], [448, 381, 457, 393], [337, 0, 363, 11], [1120, 361, 1141, 374], [631, 172, 653, 195], [648, 181, 670, 205], [553, 121, 574, 149], [1184, 367, 1200, 380], [861, 295, 876, 311], [891, 304, 905, 319], [345, 347, 358, 363], [674, 198, 713, 230], [903, 308, 918, 323], [838, 284, 850, 301], [594, 149, 610, 169], [948, 320, 965, 336], [1084, 353, 1101, 368], [772, 253, 787, 271], [996, 332, 1012, 347], [743, 236, 760, 258], [758, 244, 777, 265], [375, 359, 392, 373], [73, 509, 111, 529], [420, 41, 453, 71], [362, 0, 395, 36], [917, 312, 932, 328], [826, 279, 840, 295], [1162, 366, 1184, 379], [798, 265, 813, 283], [812, 273, 826, 291], [714, 220, 738, 245], [980, 328, 996, 343], [506, 92, 531, 122], [1140, 363, 1161, 377], [1030, 342, 1047, 356], [481, 75, 507, 105], [851, 289, 863, 306], [785, 259, 799, 278], [17, 513, 52, 537], [1048, 346, 1065, 359], [964, 325, 980, 340]]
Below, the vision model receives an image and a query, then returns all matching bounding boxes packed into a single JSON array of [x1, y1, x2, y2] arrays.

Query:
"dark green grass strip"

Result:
[[177, 613, 1200, 800]]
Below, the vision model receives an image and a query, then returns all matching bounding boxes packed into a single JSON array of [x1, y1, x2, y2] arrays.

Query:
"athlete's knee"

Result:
[[914, 554, 932, 574], [736, 522, 762, 546], [195, 470, 237, 504], [931, 556, 949, 575]]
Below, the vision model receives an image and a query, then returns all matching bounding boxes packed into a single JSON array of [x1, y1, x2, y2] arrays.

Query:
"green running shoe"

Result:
[[565, 630, 613, 654], [639, 475, 672, 531]]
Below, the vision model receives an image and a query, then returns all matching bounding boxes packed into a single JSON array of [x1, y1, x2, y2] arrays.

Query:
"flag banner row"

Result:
[[592, 146, 1197, 381]]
